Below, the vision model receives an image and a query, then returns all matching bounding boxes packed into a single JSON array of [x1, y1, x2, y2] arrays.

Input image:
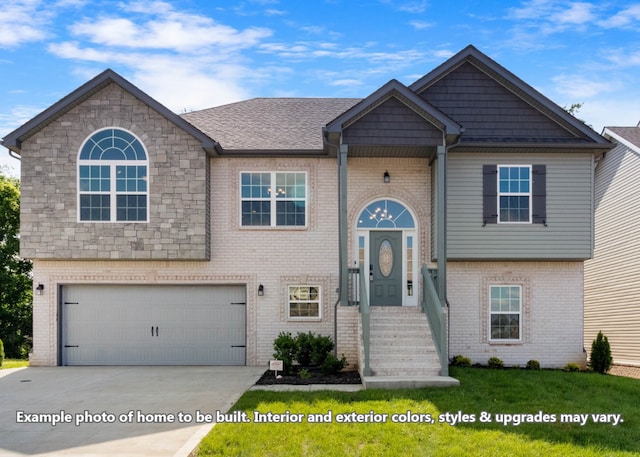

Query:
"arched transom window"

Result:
[[78, 128, 148, 222], [357, 199, 415, 229]]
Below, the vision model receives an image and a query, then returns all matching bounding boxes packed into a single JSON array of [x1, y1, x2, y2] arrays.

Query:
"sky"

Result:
[[1, 0, 640, 176]]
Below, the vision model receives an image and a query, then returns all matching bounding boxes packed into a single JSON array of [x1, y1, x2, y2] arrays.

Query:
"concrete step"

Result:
[[362, 375, 460, 389]]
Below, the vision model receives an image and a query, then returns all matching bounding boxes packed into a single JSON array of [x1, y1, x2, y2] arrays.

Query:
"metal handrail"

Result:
[[359, 267, 371, 376], [421, 265, 448, 376]]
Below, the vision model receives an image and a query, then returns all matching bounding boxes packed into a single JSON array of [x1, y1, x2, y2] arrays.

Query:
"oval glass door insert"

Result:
[[379, 240, 393, 277]]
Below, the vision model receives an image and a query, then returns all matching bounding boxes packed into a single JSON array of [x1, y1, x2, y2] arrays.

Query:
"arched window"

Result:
[[78, 128, 148, 222], [357, 199, 415, 229]]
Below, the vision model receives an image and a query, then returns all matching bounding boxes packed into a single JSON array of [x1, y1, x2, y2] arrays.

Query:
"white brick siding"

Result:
[[448, 261, 586, 368]]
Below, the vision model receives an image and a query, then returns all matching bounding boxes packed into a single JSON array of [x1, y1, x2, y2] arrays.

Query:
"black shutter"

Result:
[[483, 165, 498, 225], [532, 165, 546, 225]]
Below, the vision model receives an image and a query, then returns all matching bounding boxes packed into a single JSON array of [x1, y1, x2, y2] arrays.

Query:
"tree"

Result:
[[589, 331, 613, 374], [0, 170, 32, 358]]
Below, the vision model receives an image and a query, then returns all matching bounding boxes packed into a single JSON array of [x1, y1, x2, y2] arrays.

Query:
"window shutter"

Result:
[[532, 165, 546, 225], [482, 165, 498, 225]]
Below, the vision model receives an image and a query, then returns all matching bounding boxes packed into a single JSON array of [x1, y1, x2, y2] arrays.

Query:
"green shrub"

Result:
[[273, 332, 297, 374], [321, 354, 348, 375], [295, 332, 315, 367], [488, 357, 504, 369], [310, 334, 334, 366], [298, 368, 311, 380], [564, 363, 581, 372], [0, 339, 4, 367], [450, 355, 472, 367], [526, 360, 541, 370], [590, 331, 612, 374]]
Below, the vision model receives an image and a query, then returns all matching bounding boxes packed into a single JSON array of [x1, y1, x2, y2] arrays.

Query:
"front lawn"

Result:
[[196, 367, 639, 456], [0, 359, 29, 369]]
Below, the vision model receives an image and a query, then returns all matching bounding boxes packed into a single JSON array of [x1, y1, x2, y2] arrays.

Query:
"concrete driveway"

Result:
[[0, 366, 265, 457]]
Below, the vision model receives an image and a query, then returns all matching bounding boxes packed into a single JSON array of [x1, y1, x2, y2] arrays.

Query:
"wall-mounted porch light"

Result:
[[258, 284, 264, 296], [36, 283, 44, 295], [383, 170, 390, 183]]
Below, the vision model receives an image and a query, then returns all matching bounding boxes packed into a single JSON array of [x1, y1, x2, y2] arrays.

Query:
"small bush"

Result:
[[488, 357, 504, 369], [450, 355, 472, 367], [526, 360, 541, 370], [310, 334, 334, 366], [321, 354, 348, 375], [564, 363, 581, 372], [295, 332, 315, 367], [298, 368, 311, 380], [0, 339, 4, 367], [590, 331, 612, 374], [273, 332, 297, 374]]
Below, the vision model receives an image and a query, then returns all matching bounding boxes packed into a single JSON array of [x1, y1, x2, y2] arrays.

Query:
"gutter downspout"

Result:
[[323, 131, 346, 356], [8, 150, 21, 161]]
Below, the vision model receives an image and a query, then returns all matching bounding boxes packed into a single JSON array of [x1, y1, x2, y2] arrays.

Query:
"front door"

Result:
[[370, 231, 402, 306]]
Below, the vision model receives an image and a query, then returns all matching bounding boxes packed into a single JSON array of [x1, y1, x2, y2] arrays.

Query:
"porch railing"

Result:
[[347, 267, 360, 306], [421, 265, 449, 376], [359, 266, 371, 376]]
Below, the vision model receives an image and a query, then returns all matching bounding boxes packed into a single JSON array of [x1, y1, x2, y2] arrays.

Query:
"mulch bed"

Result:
[[255, 369, 362, 385]]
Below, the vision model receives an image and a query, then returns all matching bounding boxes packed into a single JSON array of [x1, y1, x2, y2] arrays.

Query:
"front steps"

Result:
[[359, 306, 459, 388]]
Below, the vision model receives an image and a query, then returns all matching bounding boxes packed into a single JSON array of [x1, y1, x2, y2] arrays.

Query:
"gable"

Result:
[[419, 61, 582, 143], [343, 96, 444, 146]]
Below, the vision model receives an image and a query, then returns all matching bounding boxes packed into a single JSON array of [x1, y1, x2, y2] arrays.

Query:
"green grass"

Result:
[[0, 359, 29, 369], [196, 367, 640, 456]]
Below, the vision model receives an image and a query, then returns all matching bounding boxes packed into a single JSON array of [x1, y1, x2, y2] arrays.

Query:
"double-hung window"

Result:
[[78, 128, 148, 222], [241, 172, 306, 227], [288, 286, 321, 319], [490, 285, 522, 341], [498, 165, 531, 223]]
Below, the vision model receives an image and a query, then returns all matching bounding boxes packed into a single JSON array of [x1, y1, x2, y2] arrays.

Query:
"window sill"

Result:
[[287, 317, 322, 322], [240, 225, 309, 231], [489, 339, 523, 345]]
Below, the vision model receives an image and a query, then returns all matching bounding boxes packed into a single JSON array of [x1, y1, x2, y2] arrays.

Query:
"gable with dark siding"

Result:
[[343, 96, 444, 146], [419, 62, 578, 142]]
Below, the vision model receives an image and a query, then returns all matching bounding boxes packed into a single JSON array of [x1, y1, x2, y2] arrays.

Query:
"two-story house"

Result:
[[585, 124, 640, 371], [2, 45, 611, 384]]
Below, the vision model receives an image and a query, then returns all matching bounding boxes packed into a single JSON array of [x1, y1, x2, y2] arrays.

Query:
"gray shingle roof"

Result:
[[181, 98, 361, 151], [606, 126, 640, 150]]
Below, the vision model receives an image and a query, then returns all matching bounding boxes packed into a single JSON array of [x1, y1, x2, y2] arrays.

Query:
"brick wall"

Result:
[[448, 261, 586, 368]]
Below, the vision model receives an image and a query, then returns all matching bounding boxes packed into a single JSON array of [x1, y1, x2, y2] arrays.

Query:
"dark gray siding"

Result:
[[447, 152, 593, 259], [343, 97, 442, 146], [420, 62, 576, 141]]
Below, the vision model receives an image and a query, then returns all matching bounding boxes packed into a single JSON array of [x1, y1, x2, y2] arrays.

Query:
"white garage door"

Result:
[[61, 285, 246, 366]]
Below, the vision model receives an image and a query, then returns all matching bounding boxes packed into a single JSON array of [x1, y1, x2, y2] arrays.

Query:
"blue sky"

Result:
[[2, 0, 640, 175]]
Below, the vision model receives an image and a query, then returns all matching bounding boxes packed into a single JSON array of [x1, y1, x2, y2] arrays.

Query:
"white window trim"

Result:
[[496, 164, 532, 224], [77, 128, 149, 223], [489, 284, 523, 343], [287, 285, 322, 321], [239, 171, 308, 228]]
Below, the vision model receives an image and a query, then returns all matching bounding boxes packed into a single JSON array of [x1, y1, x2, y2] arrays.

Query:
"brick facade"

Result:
[[448, 261, 586, 368]]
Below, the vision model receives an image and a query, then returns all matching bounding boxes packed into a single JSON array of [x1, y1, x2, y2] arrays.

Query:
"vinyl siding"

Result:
[[447, 152, 593, 259], [343, 97, 442, 146], [584, 143, 640, 366], [419, 62, 576, 141]]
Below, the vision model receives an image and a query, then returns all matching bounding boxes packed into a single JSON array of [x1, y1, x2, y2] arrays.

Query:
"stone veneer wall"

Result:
[[19, 83, 209, 260], [448, 261, 586, 368]]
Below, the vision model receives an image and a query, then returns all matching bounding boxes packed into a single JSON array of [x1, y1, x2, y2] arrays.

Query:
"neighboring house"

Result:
[[585, 124, 640, 368], [2, 45, 612, 382]]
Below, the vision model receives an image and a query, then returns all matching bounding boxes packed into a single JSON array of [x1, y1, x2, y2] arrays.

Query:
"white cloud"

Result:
[[46, 1, 277, 110], [552, 73, 620, 99], [601, 48, 640, 68], [0, 104, 45, 178], [0, 0, 49, 47], [601, 5, 640, 28], [409, 20, 433, 30], [329, 79, 364, 87], [69, 4, 271, 52]]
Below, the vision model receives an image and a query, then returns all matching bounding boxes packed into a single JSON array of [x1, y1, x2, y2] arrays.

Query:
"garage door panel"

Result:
[[61, 285, 246, 366]]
